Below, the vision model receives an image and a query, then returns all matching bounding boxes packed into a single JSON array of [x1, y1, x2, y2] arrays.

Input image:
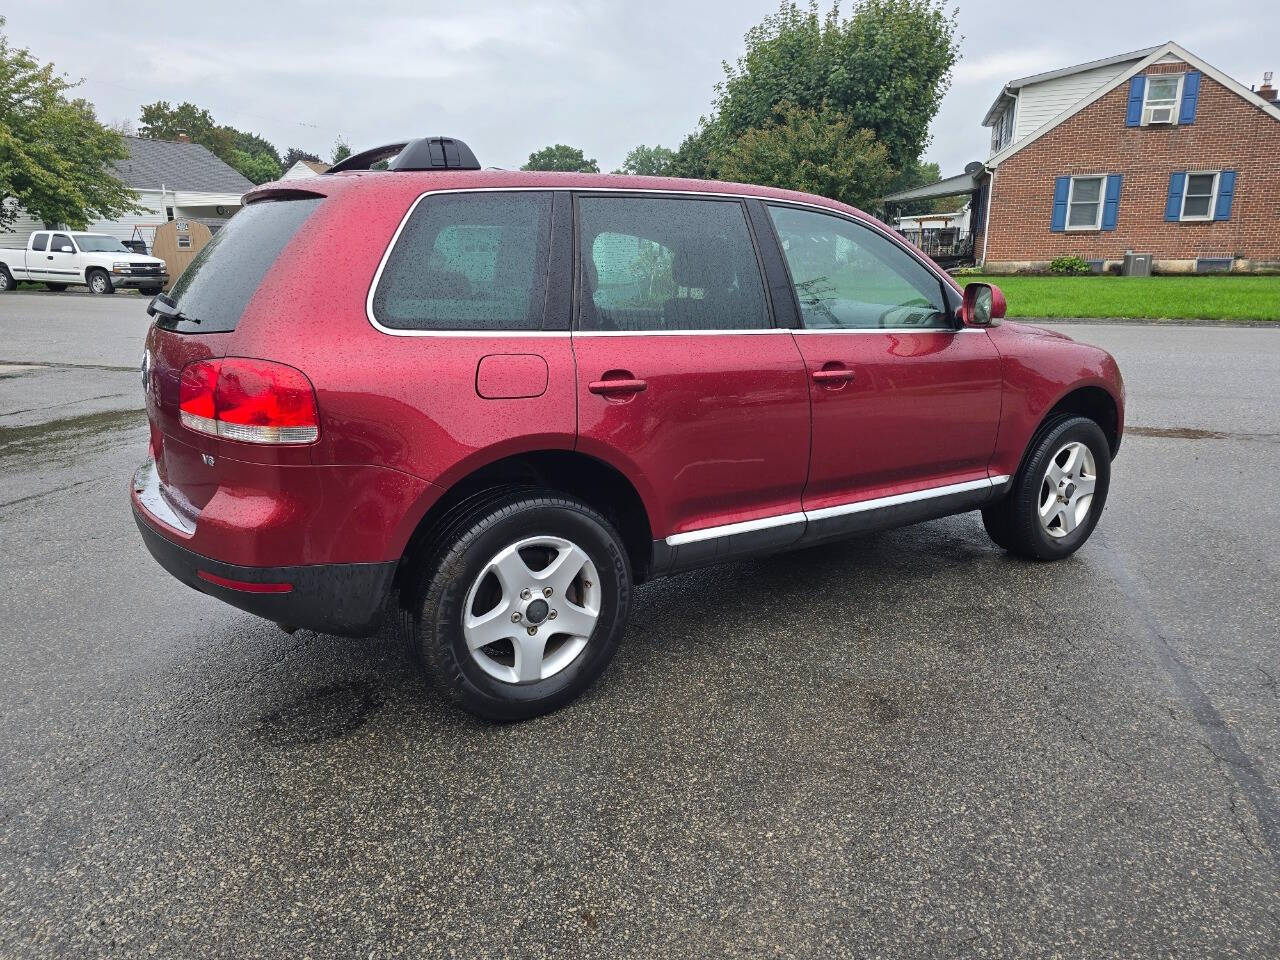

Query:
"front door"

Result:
[[571, 193, 811, 570], [764, 204, 1002, 521]]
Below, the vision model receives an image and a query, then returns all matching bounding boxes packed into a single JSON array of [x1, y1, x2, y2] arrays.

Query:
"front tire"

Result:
[[402, 489, 632, 721], [87, 269, 114, 295], [982, 415, 1111, 560]]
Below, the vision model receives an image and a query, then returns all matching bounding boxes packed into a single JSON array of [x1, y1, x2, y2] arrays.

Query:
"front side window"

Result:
[[1067, 176, 1104, 230], [51, 233, 74, 253], [372, 192, 551, 332], [576, 196, 769, 332], [1143, 75, 1182, 125], [30, 233, 47, 252], [767, 205, 949, 330], [1181, 172, 1219, 220]]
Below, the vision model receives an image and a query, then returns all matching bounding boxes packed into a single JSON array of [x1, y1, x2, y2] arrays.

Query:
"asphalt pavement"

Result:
[[1, 290, 1278, 958]]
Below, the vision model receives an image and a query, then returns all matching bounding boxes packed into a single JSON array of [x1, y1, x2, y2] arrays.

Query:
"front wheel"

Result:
[[982, 415, 1111, 560], [402, 490, 632, 721], [87, 270, 114, 295]]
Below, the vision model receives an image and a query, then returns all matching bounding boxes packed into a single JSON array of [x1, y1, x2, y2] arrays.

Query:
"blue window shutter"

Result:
[[1179, 71, 1201, 124], [1102, 174, 1123, 231], [1214, 171, 1237, 220], [1126, 76, 1146, 126], [1165, 172, 1187, 221], [1051, 177, 1070, 231]]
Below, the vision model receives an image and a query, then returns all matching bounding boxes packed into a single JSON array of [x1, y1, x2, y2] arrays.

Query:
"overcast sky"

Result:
[[10, 1, 1278, 178]]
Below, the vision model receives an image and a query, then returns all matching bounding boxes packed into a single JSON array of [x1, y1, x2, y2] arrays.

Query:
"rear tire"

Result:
[[0, 267, 14, 292], [45, 283, 67, 292], [87, 269, 114, 295], [982, 415, 1111, 560], [401, 488, 631, 721]]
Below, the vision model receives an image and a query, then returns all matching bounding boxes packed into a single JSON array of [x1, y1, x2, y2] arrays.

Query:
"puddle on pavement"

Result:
[[1127, 425, 1276, 442], [0, 407, 146, 464], [255, 677, 385, 746]]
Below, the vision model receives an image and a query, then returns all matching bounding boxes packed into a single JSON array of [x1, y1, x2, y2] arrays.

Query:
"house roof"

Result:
[[981, 46, 1161, 126], [112, 136, 254, 194], [883, 169, 982, 203], [302, 160, 331, 174], [986, 41, 1280, 168]]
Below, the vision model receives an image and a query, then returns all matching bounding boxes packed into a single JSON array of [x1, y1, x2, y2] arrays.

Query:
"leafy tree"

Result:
[[615, 144, 676, 176], [669, 122, 725, 180], [0, 18, 138, 230], [331, 138, 352, 164], [711, 103, 892, 210], [282, 147, 321, 170], [888, 158, 948, 216], [521, 144, 599, 173], [138, 100, 233, 156], [715, 0, 960, 172], [229, 149, 282, 185]]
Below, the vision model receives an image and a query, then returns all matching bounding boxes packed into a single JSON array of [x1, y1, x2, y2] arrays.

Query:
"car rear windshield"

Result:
[[158, 197, 323, 333]]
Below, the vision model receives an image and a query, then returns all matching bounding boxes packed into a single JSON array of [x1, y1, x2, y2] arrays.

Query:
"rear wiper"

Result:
[[147, 293, 200, 325]]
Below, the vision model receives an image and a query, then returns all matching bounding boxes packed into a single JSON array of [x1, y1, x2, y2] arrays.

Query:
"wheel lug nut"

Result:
[[527, 626, 537, 636], [543, 586, 553, 597], [549, 609, 558, 620], [511, 612, 522, 623], [520, 589, 531, 600]]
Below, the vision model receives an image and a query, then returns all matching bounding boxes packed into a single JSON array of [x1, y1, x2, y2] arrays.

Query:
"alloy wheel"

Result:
[[1038, 441, 1097, 538], [462, 535, 601, 684]]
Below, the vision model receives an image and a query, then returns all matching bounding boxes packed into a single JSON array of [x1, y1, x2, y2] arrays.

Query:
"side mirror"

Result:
[[963, 282, 1006, 327], [58, 245, 75, 253]]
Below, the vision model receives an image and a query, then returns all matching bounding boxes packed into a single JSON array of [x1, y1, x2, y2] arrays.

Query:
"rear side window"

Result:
[[576, 196, 769, 332], [161, 197, 323, 333], [30, 233, 48, 252], [371, 192, 552, 332]]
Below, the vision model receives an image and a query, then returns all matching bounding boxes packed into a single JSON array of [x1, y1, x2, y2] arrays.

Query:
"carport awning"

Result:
[[884, 170, 982, 203]]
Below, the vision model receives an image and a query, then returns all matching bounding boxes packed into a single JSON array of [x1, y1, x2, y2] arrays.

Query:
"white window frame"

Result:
[[1065, 175, 1106, 232], [1180, 171, 1220, 222], [1141, 74, 1184, 126]]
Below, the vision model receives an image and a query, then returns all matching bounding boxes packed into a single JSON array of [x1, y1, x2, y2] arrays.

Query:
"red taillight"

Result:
[[179, 358, 319, 445]]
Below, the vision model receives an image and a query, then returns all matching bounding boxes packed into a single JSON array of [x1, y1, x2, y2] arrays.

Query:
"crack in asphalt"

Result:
[[1097, 537, 1280, 865]]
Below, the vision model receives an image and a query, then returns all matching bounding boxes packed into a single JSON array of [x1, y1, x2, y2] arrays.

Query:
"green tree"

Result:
[[0, 18, 138, 230], [711, 103, 892, 210], [715, 0, 960, 172], [615, 144, 676, 176], [521, 144, 599, 173], [229, 149, 281, 185], [282, 147, 321, 170], [331, 138, 352, 164]]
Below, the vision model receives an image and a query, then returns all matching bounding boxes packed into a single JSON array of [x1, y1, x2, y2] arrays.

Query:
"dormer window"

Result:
[[1142, 75, 1183, 125]]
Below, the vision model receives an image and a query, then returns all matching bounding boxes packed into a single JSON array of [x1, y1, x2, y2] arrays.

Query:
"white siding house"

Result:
[[1, 136, 254, 252]]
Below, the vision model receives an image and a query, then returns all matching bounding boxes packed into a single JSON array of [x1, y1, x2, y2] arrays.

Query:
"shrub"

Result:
[[1049, 255, 1092, 276]]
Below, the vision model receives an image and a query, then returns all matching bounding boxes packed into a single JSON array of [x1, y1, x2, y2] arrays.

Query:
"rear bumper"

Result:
[[133, 505, 397, 637]]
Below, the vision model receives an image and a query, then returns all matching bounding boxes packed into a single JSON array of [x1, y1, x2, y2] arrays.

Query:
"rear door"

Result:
[[570, 193, 811, 568], [763, 203, 1002, 515]]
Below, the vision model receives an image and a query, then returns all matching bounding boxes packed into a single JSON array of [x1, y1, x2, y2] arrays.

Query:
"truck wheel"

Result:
[[87, 269, 114, 295], [401, 489, 631, 721], [982, 415, 1111, 561], [0, 267, 14, 292], [45, 283, 67, 293]]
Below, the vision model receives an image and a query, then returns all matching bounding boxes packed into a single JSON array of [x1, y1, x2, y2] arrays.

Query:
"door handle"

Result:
[[812, 367, 855, 384], [589, 377, 647, 396]]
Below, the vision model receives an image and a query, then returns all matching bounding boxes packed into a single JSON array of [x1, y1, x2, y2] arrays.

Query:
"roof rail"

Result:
[[325, 137, 480, 174]]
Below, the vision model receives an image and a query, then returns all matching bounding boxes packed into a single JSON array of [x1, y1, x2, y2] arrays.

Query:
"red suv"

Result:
[[133, 137, 1124, 720]]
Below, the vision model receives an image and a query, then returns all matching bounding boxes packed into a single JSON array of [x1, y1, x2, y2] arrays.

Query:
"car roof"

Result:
[[246, 169, 869, 223]]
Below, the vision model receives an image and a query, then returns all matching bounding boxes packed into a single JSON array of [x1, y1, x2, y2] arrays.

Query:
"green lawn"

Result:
[[964, 275, 1280, 321]]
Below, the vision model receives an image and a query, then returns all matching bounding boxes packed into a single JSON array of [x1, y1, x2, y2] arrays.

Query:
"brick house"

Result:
[[886, 42, 1280, 273]]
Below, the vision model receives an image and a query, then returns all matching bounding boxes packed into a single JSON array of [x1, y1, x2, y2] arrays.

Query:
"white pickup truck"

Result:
[[0, 230, 168, 295]]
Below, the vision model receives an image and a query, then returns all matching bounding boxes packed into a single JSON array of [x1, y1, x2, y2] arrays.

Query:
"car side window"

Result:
[[51, 234, 73, 253], [577, 196, 769, 332], [31, 233, 48, 252], [767, 205, 950, 330], [371, 192, 552, 332]]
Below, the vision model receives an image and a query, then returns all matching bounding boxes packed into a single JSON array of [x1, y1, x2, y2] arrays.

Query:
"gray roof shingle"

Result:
[[113, 136, 255, 194]]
